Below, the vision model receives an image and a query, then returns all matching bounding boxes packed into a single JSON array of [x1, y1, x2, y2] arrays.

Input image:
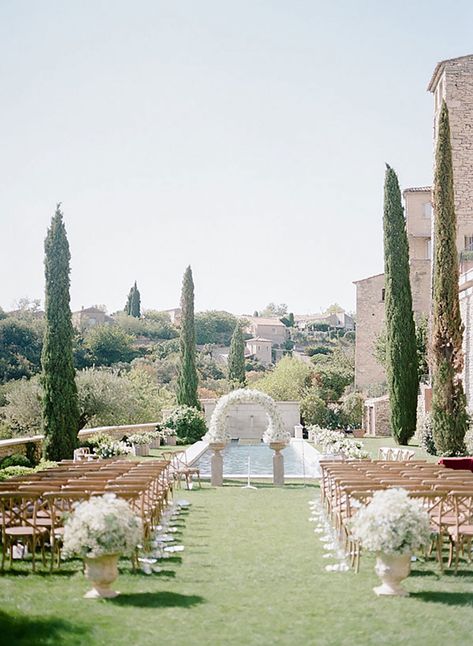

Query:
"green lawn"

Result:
[[1, 482, 472, 646], [359, 436, 438, 462]]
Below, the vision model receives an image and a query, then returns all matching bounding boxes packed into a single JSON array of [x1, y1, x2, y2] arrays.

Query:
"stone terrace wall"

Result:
[[0, 423, 158, 461]]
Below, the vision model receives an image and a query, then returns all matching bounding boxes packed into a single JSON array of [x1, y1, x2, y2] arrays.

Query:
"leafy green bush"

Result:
[[340, 391, 364, 428], [165, 406, 207, 444], [0, 465, 35, 480], [417, 412, 437, 455], [0, 453, 32, 469]]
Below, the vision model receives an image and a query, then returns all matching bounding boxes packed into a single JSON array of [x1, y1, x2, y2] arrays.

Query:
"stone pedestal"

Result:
[[209, 442, 226, 486], [294, 424, 303, 439], [270, 442, 286, 486]]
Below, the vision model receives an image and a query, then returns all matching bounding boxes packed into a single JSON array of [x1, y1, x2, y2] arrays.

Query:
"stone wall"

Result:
[[0, 423, 158, 462], [354, 273, 386, 390], [460, 269, 473, 409], [430, 56, 473, 253], [363, 395, 390, 437]]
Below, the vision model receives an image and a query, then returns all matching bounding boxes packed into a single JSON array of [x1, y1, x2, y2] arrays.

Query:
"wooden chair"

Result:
[[0, 492, 48, 572]]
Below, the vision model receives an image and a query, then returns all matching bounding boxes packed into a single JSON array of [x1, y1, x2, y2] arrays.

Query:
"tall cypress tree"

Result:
[[125, 281, 141, 318], [130, 281, 141, 318], [431, 101, 467, 456], [383, 165, 419, 445], [177, 266, 199, 408], [228, 323, 246, 387], [41, 205, 79, 460]]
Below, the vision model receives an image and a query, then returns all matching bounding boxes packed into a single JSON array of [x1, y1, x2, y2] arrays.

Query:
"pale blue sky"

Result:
[[1, 1, 472, 315]]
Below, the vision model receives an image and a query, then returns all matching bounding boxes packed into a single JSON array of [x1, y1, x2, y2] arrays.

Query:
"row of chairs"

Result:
[[0, 457, 174, 572], [320, 459, 473, 573]]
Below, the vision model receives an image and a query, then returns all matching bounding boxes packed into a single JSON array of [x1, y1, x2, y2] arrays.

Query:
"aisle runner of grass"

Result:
[[0, 483, 472, 645]]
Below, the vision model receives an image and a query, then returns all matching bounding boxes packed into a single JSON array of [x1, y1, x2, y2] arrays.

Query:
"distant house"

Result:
[[72, 307, 115, 331], [245, 337, 273, 365], [294, 312, 354, 331], [161, 308, 181, 326], [244, 317, 289, 345]]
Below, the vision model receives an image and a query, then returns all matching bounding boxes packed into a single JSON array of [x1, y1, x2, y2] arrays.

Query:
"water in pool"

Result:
[[197, 440, 316, 477]]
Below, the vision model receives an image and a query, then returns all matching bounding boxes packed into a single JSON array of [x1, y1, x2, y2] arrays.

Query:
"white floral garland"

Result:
[[203, 388, 290, 445]]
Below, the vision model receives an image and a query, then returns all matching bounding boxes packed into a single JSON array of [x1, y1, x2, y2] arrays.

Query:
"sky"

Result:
[[1, 0, 473, 316]]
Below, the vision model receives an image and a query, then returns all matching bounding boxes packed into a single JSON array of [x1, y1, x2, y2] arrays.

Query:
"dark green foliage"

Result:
[[41, 205, 80, 460], [383, 165, 419, 445], [280, 312, 295, 327], [85, 325, 136, 366], [305, 346, 332, 357], [195, 311, 238, 345], [0, 318, 43, 382], [0, 453, 31, 469], [228, 324, 246, 387], [177, 266, 199, 408], [431, 102, 467, 456], [125, 281, 141, 318], [165, 405, 207, 444]]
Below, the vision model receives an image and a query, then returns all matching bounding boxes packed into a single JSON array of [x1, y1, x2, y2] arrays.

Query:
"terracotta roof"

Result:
[[245, 317, 286, 327], [403, 186, 431, 195], [428, 54, 473, 92], [353, 273, 384, 285], [74, 307, 106, 314], [246, 337, 273, 343]]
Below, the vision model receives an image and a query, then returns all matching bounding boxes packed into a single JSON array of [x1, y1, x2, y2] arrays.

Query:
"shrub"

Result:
[[0, 453, 32, 469], [340, 391, 364, 428], [165, 406, 207, 444], [300, 390, 329, 427], [0, 465, 35, 481], [416, 412, 437, 455]]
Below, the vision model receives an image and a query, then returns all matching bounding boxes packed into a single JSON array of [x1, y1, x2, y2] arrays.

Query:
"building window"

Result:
[[464, 235, 473, 251], [381, 289, 385, 302], [426, 239, 432, 260], [422, 203, 432, 218]]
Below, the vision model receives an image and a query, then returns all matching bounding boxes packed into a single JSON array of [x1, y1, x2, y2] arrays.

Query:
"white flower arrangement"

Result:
[[63, 493, 142, 559], [310, 426, 369, 460], [203, 389, 290, 445], [350, 488, 431, 555], [127, 433, 152, 446], [94, 439, 132, 459]]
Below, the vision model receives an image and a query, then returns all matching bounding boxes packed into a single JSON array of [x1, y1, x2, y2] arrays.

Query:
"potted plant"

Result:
[[63, 494, 142, 598], [127, 433, 151, 457], [162, 427, 177, 446], [350, 488, 430, 596], [149, 429, 162, 450], [91, 436, 132, 459]]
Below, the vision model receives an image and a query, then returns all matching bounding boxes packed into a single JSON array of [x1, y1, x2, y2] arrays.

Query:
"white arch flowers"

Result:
[[203, 389, 291, 445]]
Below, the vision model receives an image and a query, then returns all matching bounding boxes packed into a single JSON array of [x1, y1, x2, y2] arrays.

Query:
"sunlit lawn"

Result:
[[1, 482, 472, 645]]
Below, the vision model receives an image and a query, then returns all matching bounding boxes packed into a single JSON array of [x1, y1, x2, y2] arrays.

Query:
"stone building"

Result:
[[245, 337, 273, 365], [428, 55, 473, 259], [244, 317, 289, 345], [72, 306, 115, 331], [354, 187, 432, 391]]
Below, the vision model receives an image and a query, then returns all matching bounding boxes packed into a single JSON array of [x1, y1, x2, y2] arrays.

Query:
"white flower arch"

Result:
[[203, 389, 291, 445]]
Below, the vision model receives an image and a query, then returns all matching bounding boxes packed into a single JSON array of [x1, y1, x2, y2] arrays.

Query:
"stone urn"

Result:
[[83, 553, 120, 599], [149, 436, 161, 449], [209, 442, 226, 487], [269, 441, 287, 487], [133, 443, 150, 457], [373, 552, 411, 597], [166, 435, 177, 446]]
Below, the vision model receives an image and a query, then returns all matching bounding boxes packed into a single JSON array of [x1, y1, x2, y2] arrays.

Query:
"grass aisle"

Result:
[[1, 482, 472, 645]]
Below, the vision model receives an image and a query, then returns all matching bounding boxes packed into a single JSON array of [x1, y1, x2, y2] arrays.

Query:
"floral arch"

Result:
[[203, 389, 291, 445]]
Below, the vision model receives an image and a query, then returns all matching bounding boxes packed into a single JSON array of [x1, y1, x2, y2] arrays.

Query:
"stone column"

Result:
[[209, 442, 225, 486], [270, 442, 286, 486]]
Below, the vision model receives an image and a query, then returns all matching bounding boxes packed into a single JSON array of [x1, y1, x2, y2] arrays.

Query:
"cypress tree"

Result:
[[125, 281, 141, 318], [228, 323, 246, 387], [177, 266, 199, 408], [130, 281, 141, 318], [383, 165, 419, 444], [41, 205, 80, 460], [431, 101, 467, 456]]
